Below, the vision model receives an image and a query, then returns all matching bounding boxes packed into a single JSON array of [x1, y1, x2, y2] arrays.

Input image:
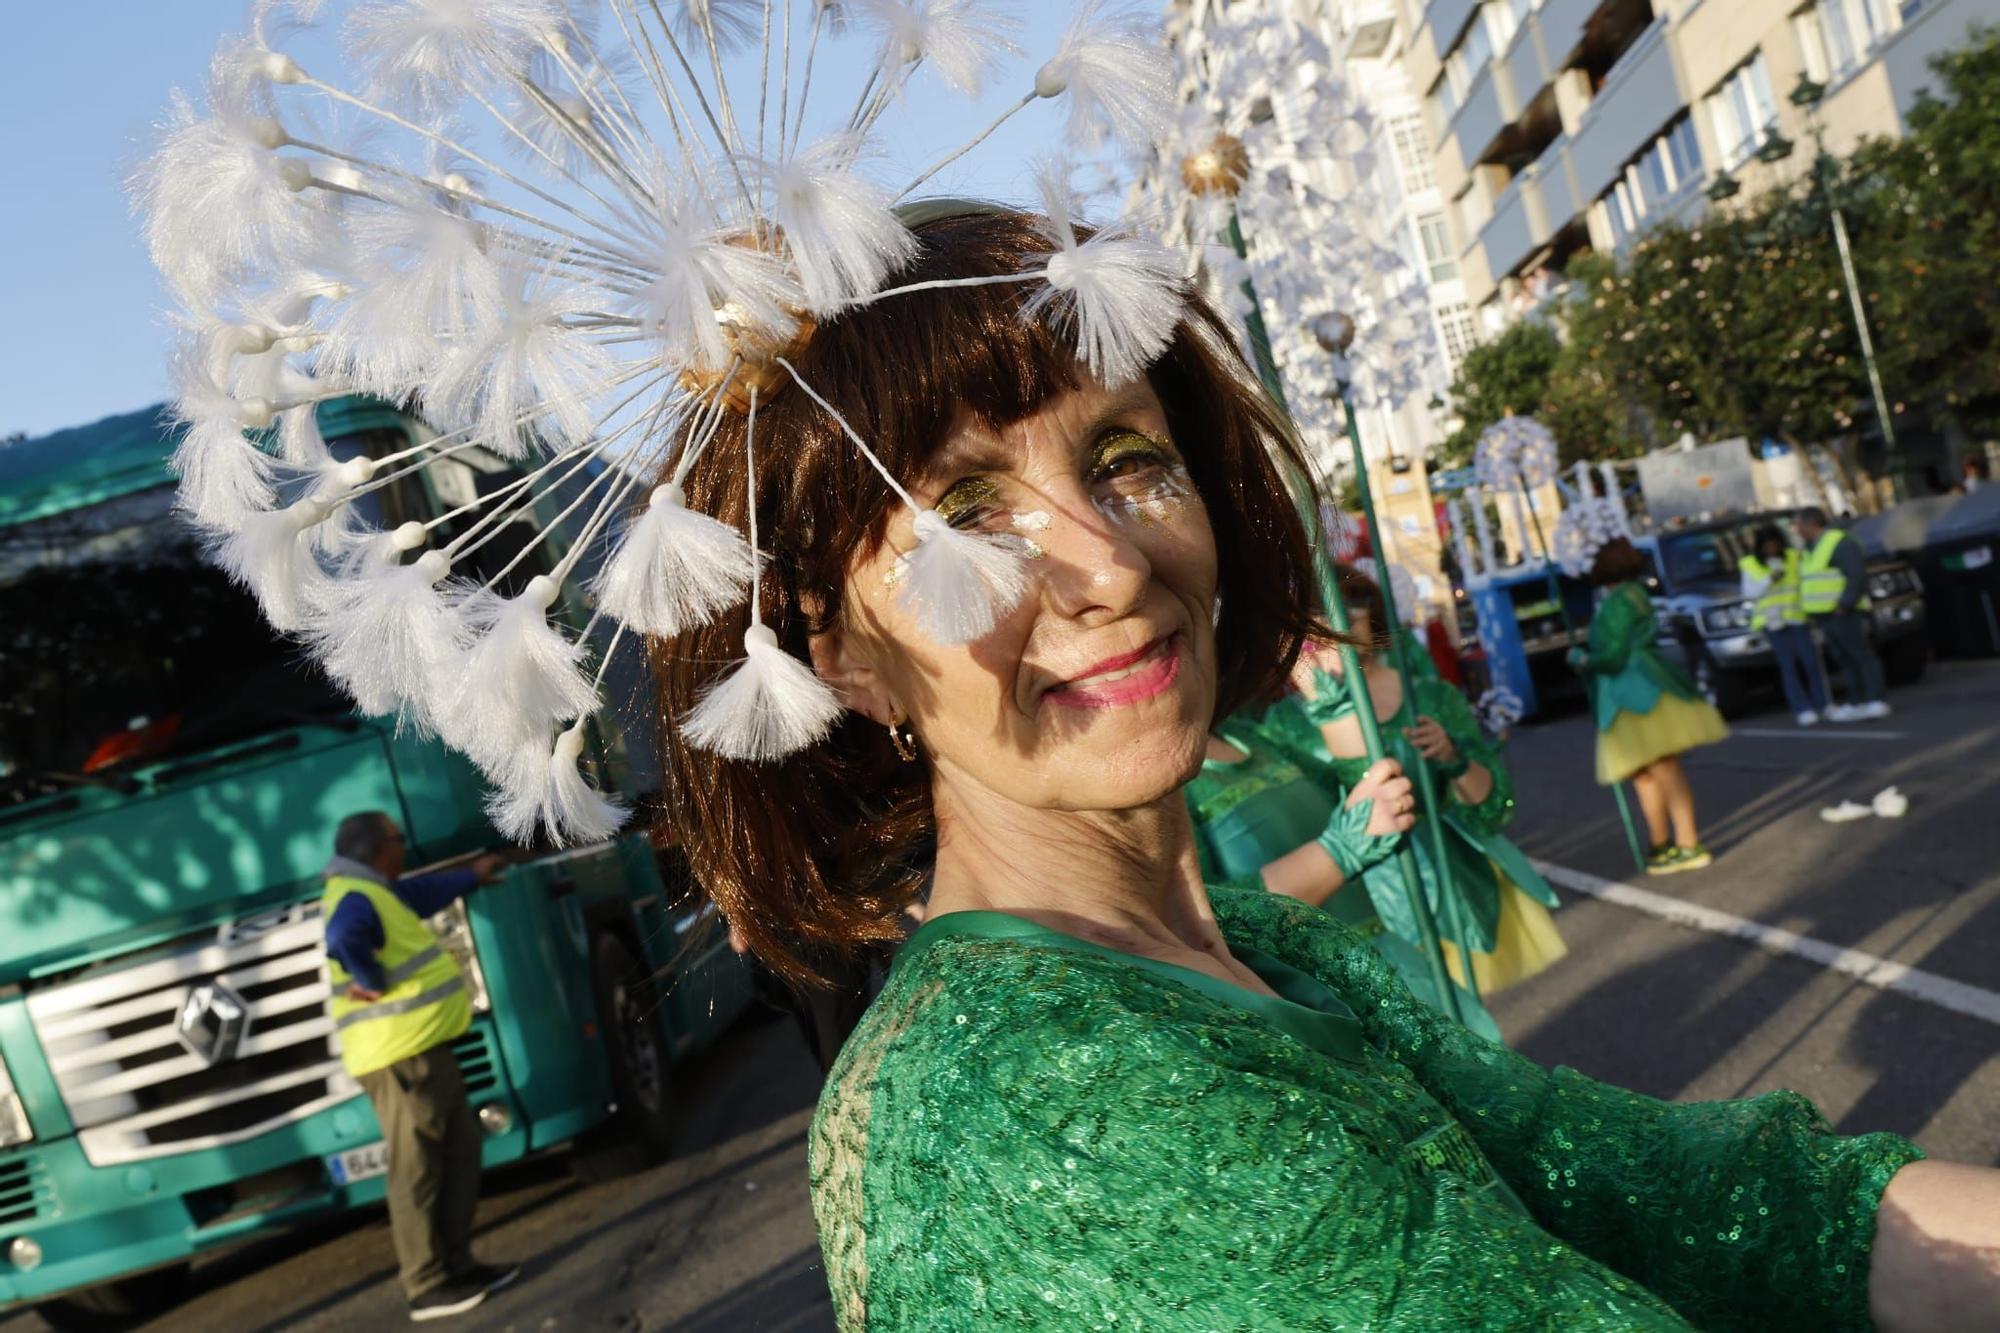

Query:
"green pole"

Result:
[[1333, 388, 1484, 1011], [1515, 471, 1650, 874], [1223, 211, 1464, 1023]]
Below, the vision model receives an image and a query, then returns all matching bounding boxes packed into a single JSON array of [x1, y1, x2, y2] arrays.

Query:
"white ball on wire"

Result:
[[1474, 416, 1560, 492]]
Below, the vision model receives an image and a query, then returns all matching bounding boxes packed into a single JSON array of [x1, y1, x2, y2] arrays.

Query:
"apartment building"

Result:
[[1398, 0, 2000, 333]]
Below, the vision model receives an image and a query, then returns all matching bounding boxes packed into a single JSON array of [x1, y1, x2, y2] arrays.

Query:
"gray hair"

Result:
[[334, 811, 397, 864]]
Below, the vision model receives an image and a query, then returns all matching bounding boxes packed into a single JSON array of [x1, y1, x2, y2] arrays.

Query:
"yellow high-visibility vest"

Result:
[[1799, 529, 1867, 615], [323, 874, 471, 1078], [1739, 551, 1805, 630]]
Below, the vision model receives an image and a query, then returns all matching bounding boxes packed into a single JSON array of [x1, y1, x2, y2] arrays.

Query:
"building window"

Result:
[[1435, 302, 1477, 370], [1595, 115, 1704, 248], [1416, 213, 1459, 282], [1705, 53, 1778, 169], [1795, 0, 1896, 83], [1450, 12, 1496, 91], [1664, 116, 1702, 184], [1391, 115, 1438, 193], [1430, 72, 1459, 124]]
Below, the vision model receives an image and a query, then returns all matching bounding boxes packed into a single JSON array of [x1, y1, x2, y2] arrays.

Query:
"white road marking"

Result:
[[1727, 727, 1909, 740], [1532, 859, 2000, 1027]]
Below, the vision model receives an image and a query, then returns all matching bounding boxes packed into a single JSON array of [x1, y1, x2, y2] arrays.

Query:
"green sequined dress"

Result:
[[810, 882, 1922, 1331], [1259, 682, 1568, 994], [1182, 716, 1497, 1038]]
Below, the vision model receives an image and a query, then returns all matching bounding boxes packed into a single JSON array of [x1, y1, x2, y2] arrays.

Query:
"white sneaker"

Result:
[[1858, 701, 1892, 720], [1820, 800, 1873, 823], [1825, 704, 1859, 723], [1795, 710, 1820, 726], [1872, 786, 1909, 818]]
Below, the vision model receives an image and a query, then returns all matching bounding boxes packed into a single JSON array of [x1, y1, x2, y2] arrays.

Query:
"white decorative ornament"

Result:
[[1475, 686, 1524, 734], [1474, 416, 1560, 492], [1551, 497, 1630, 578], [136, 0, 1180, 843]]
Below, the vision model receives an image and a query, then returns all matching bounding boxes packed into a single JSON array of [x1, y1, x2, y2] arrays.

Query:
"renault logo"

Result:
[[175, 982, 251, 1066]]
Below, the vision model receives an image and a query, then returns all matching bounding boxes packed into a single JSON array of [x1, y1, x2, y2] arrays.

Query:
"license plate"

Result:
[[327, 1142, 389, 1186]]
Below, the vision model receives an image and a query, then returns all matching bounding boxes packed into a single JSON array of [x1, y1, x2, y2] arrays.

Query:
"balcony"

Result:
[[1568, 18, 1681, 201], [1536, 0, 1605, 69], [1477, 177, 1545, 282], [1504, 19, 1550, 113], [1448, 62, 1517, 168], [1422, 0, 1481, 64], [1533, 136, 1580, 229]]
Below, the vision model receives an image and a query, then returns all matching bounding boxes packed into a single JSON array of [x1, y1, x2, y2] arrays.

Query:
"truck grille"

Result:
[[25, 902, 357, 1167], [0, 1158, 53, 1226]]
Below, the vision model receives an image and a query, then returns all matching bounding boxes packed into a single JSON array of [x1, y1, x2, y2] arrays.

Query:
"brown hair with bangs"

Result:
[[1335, 564, 1392, 654], [653, 208, 1325, 984], [1588, 536, 1647, 586]]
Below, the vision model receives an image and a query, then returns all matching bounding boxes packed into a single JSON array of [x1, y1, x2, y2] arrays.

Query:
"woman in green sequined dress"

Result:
[[656, 209, 2000, 1332], [1265, 564, 1568, 999]]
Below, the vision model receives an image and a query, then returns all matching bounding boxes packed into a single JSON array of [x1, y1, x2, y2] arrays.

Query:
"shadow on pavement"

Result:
[[675, 1247, 838, 1333]]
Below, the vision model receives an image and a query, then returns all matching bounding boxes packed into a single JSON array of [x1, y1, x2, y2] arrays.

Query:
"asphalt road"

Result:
[[8, 660, 1997, 1330]]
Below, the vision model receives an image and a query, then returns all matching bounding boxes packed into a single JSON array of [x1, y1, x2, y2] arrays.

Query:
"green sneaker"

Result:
[[1671, 844, 1713, 872], [1647, 844, 1714, 875]]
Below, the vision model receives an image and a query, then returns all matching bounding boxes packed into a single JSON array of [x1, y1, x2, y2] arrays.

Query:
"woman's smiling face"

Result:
[[812, 375, 1220, 814]]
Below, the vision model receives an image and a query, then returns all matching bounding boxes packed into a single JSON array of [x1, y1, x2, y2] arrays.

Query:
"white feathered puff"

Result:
[[1021, 162, 1185, 389]]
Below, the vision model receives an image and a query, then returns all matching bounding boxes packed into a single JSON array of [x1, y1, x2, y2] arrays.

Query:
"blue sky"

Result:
[[0, 2, 1090, 440]]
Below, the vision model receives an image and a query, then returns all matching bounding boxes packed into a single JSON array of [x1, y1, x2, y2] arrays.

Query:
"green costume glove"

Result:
[[1299, 666, 1348, 725], [1316, 793, 1405, 881], [1430, 751, 1471, 781]]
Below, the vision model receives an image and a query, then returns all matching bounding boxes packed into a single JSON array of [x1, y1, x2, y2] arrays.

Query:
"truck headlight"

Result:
[[1869, 572, 1897, 600], [1701, 601, 1755, 635], [427, 899, 491, 1014], [0, 1055, 33, 1150]]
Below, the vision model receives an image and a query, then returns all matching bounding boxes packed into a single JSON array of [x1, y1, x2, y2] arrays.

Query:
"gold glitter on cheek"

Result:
[[1019, 539, 1046, 559], [882, 554, 909, 588]]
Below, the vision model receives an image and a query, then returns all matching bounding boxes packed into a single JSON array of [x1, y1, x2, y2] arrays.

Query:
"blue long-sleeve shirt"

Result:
[[324, 863, 479, 993]]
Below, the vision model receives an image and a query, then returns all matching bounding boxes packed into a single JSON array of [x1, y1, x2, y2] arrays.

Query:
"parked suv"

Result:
[[1633, 512, 1928, 716]]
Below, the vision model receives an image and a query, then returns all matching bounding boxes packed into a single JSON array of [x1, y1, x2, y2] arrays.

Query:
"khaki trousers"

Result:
[[356, 1045, 482, 1300]]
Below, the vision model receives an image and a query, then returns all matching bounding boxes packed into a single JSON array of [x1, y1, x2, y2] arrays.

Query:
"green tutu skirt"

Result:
[[1597, 692, 1729, 784]]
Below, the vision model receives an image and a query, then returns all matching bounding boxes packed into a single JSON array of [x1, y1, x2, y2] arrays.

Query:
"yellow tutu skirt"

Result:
[[1442, 882, 1569, 995], [1596, 693, 1729, 785]]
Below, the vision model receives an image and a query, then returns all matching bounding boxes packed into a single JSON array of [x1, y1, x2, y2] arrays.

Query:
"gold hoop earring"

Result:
[[887, 719, 919, 763]]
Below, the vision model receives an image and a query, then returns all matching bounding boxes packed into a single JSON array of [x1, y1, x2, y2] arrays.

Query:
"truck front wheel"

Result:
[[38, 1264, 192, 1331], [1883, 635, 1928, 687], [570, 931, 676, 1184], [1693, 655, 1750, 718]]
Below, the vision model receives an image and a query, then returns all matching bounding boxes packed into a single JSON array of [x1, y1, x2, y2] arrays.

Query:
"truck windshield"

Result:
[[1659, 522, 1774, 587], [0, 484, 349, 805]]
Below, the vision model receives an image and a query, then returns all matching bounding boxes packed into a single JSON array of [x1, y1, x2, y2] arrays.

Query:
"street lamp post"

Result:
[[1789, 74, 1904, 502]]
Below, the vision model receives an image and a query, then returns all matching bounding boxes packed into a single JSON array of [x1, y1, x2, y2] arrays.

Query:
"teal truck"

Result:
[[0, 399, 753, 1325]]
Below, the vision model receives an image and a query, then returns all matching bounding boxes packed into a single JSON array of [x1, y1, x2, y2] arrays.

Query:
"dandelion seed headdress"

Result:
[[136, 0, 1179, 845]]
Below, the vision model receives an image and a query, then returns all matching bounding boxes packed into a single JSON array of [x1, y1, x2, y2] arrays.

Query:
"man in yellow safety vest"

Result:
[[1738, 525, 1830, 725], [323, 812, 515, 1322], [1793, 507, 1889, 721]]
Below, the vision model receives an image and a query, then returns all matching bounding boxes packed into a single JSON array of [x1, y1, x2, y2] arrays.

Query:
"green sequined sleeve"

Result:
[[818, 933, 1700, 1331], [1221, 888, 1926, 1331], [1417, 679, 1516, 836]]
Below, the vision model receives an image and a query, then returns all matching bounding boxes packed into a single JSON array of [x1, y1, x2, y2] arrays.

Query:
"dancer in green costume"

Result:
[[657, 210, 2000, 1332], [1263, 565, 1568, 998], [1574, 537, 1731, 874], [1184, 715, 1502, 1039]]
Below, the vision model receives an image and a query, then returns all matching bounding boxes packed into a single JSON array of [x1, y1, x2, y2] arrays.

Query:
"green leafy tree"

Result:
[[1439, 308, 1641, 467], [1839, 27, 2000, 443]]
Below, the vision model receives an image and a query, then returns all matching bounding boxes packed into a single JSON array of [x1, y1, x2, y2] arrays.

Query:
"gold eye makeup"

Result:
[[1089, 430, 1194, 525], [934, 474, 1003, 530]]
